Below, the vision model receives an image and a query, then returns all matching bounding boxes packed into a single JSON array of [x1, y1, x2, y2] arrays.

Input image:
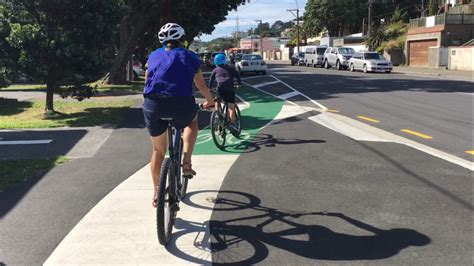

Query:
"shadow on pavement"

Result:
[[169, 190, 430, 265], [0, 98, 33, 116]]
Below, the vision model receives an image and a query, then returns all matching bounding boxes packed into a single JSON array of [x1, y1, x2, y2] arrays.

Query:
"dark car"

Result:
[[291, 52, 305, 66]]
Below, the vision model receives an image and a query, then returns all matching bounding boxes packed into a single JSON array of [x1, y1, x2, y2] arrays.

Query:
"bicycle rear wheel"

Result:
[[178, 138, 188, 198], [211, 110, 226, 150], [157, 158, 175, 245], [232, 104, 242, 137]]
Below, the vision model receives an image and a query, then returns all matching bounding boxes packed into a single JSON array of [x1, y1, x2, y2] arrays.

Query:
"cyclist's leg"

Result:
[[182, 116, 198, 175], [224, 90, 236, 123], [171, 97, 198, 176], [143, 96, 169, 207], [150, 133, 167, 207]]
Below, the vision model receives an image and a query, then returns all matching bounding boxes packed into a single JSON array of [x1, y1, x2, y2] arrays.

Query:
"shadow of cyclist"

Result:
[[253, 212, 431, 261]]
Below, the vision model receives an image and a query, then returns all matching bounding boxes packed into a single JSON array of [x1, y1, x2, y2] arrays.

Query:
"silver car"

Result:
[[349, 52, 393, 73], [323, 47, 355, 70]]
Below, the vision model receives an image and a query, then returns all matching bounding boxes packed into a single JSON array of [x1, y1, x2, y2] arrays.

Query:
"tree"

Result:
[[2, 0, 123, 114], [104, 0, 250, 84]]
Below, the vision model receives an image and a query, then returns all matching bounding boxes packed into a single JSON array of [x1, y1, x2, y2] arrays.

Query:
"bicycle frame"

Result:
[[166, 122, 182, 201]]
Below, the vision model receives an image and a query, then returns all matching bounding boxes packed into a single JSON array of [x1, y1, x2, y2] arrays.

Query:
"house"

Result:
[[405, 1, 473, 68], [239, 35, 279, 53]]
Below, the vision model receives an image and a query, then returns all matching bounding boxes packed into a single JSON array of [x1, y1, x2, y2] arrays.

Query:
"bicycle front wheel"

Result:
[[211, 110, 226, 150], [157, 158, 175, 245]]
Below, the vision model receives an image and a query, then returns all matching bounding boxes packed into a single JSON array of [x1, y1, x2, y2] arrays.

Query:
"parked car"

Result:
[[290, 52, 305, 66], [235, 54, 267, 75], [304, 46, 327, 67], [323, 47, 356, 70], [349, 51, 393, 73], [132, 56, 144, 80]]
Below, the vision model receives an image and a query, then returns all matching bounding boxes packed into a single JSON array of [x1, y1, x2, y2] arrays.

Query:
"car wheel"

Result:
[[386, 71, 391, 73], [324, 60, 329, 69], [350, 63, 355, 72], [133, 71, 139, 81], [363, 64, 368, 73], [262, 71, 266, 75], [336, 60, 342, 70]]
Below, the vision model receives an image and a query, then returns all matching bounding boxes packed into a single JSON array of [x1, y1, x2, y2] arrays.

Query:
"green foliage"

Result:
[[1, 0, 124, 110], [365, 22, 408, 52], [303, 0, 367, 37]]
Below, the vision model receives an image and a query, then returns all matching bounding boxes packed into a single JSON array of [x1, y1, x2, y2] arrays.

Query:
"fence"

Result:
[[409, 14, 474, 28]]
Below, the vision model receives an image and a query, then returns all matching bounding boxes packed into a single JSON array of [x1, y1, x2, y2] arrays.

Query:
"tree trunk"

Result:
[[45, 80, 55, 113], [103, 9, 159, 84]]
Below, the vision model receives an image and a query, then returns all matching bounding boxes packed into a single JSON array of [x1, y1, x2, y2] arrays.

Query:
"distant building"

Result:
[[239, 35, 278, 52], [405, 1, 473, 67]]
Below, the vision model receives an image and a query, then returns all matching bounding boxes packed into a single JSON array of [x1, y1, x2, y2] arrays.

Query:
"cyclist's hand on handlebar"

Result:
[[202, 100, 214, 109]]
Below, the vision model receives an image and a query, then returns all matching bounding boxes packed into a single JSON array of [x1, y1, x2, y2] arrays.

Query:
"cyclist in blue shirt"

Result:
[[143, 23, 213, 207]]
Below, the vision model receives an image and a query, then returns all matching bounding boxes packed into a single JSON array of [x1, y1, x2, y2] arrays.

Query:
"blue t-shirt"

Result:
[[144, 47, 200, 96]]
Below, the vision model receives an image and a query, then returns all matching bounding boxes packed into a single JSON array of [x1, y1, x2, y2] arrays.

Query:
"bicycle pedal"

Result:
[[170, 204, 180, 213], [182, 174, 194, 179]]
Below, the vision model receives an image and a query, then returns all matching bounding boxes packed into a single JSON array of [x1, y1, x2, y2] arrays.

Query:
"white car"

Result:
[[349, 52, 393, 73], [323, 47, 355, 70], [235, 54, 267, 75]]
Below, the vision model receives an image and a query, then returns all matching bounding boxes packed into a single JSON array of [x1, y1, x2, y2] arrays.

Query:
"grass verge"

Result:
[[0, 98, 134, 129], [0, 156, 68, 192]]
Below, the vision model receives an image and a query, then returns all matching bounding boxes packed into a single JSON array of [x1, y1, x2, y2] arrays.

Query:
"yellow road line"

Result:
[[465, 150, 474, 155], [401, 129, 433, 139], [357, 115, 380, 123], [325, 109, 340, 113]]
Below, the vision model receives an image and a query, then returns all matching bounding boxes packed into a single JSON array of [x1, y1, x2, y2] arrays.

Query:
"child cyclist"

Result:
[[209, 54, 241, 133]]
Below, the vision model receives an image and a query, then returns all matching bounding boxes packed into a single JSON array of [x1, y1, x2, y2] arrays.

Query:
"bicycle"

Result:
[[156, 114, 195, 245], [210, 86, 242, 150]]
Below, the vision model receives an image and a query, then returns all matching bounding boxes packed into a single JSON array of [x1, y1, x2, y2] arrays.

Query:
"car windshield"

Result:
[[339, 48, 355, 54], [242, 54, 263, 61], [364, 53, 383, 60], [316, 48, 326, 55]]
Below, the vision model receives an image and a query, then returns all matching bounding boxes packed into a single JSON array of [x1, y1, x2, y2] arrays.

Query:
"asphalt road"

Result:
[[268, 63, 473, 161], [205, 64, 472, 264]]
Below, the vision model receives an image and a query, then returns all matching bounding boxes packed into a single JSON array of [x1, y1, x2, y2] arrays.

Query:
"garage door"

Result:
[[409, 40, 437, 67]]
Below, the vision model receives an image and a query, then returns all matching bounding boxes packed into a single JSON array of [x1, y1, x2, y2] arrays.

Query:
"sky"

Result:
[[200, 0, 308, 42]]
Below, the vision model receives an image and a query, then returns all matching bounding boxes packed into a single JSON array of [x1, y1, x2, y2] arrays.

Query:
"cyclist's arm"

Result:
[[233, 68, 241, 86], [194, 69, 214, 106], [209, 71, 215, 89]]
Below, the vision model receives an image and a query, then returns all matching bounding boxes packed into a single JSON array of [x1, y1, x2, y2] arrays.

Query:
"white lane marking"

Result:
[[0, 139, 53, 145], [241, 75, 267, 80], [278, 91, 300, 100], [253, 80, 280, 88], [310, 112, 473, 171], [270, 75, 328, 110], [456, 92, 474, 96], [242, 81, 298, 107], [202, 71, 212, 75]]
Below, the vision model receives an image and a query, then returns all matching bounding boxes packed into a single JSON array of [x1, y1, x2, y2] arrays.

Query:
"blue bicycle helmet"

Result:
[[214, 54, 227, 66]]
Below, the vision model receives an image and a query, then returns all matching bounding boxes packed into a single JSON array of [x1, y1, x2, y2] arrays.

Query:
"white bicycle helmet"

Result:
[[158, 23, 185, 43]]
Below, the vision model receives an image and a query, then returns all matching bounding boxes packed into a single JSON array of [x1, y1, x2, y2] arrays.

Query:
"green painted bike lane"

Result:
[[194, 85, 284, 155]]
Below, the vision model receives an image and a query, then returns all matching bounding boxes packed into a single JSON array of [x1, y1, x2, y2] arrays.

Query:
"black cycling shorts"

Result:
[[142, 94, 197, 137], [217, 88, 236, 104]]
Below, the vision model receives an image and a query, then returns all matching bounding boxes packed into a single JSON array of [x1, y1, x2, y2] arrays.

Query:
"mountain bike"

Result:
[[156, 115, 193, 245], [210, 87, 242, 150]]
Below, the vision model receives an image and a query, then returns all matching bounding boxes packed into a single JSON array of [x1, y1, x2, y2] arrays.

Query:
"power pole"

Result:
[[287, 8, 300, 53], [368, 0, 373, 38], [255, 19, 263, 55]]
